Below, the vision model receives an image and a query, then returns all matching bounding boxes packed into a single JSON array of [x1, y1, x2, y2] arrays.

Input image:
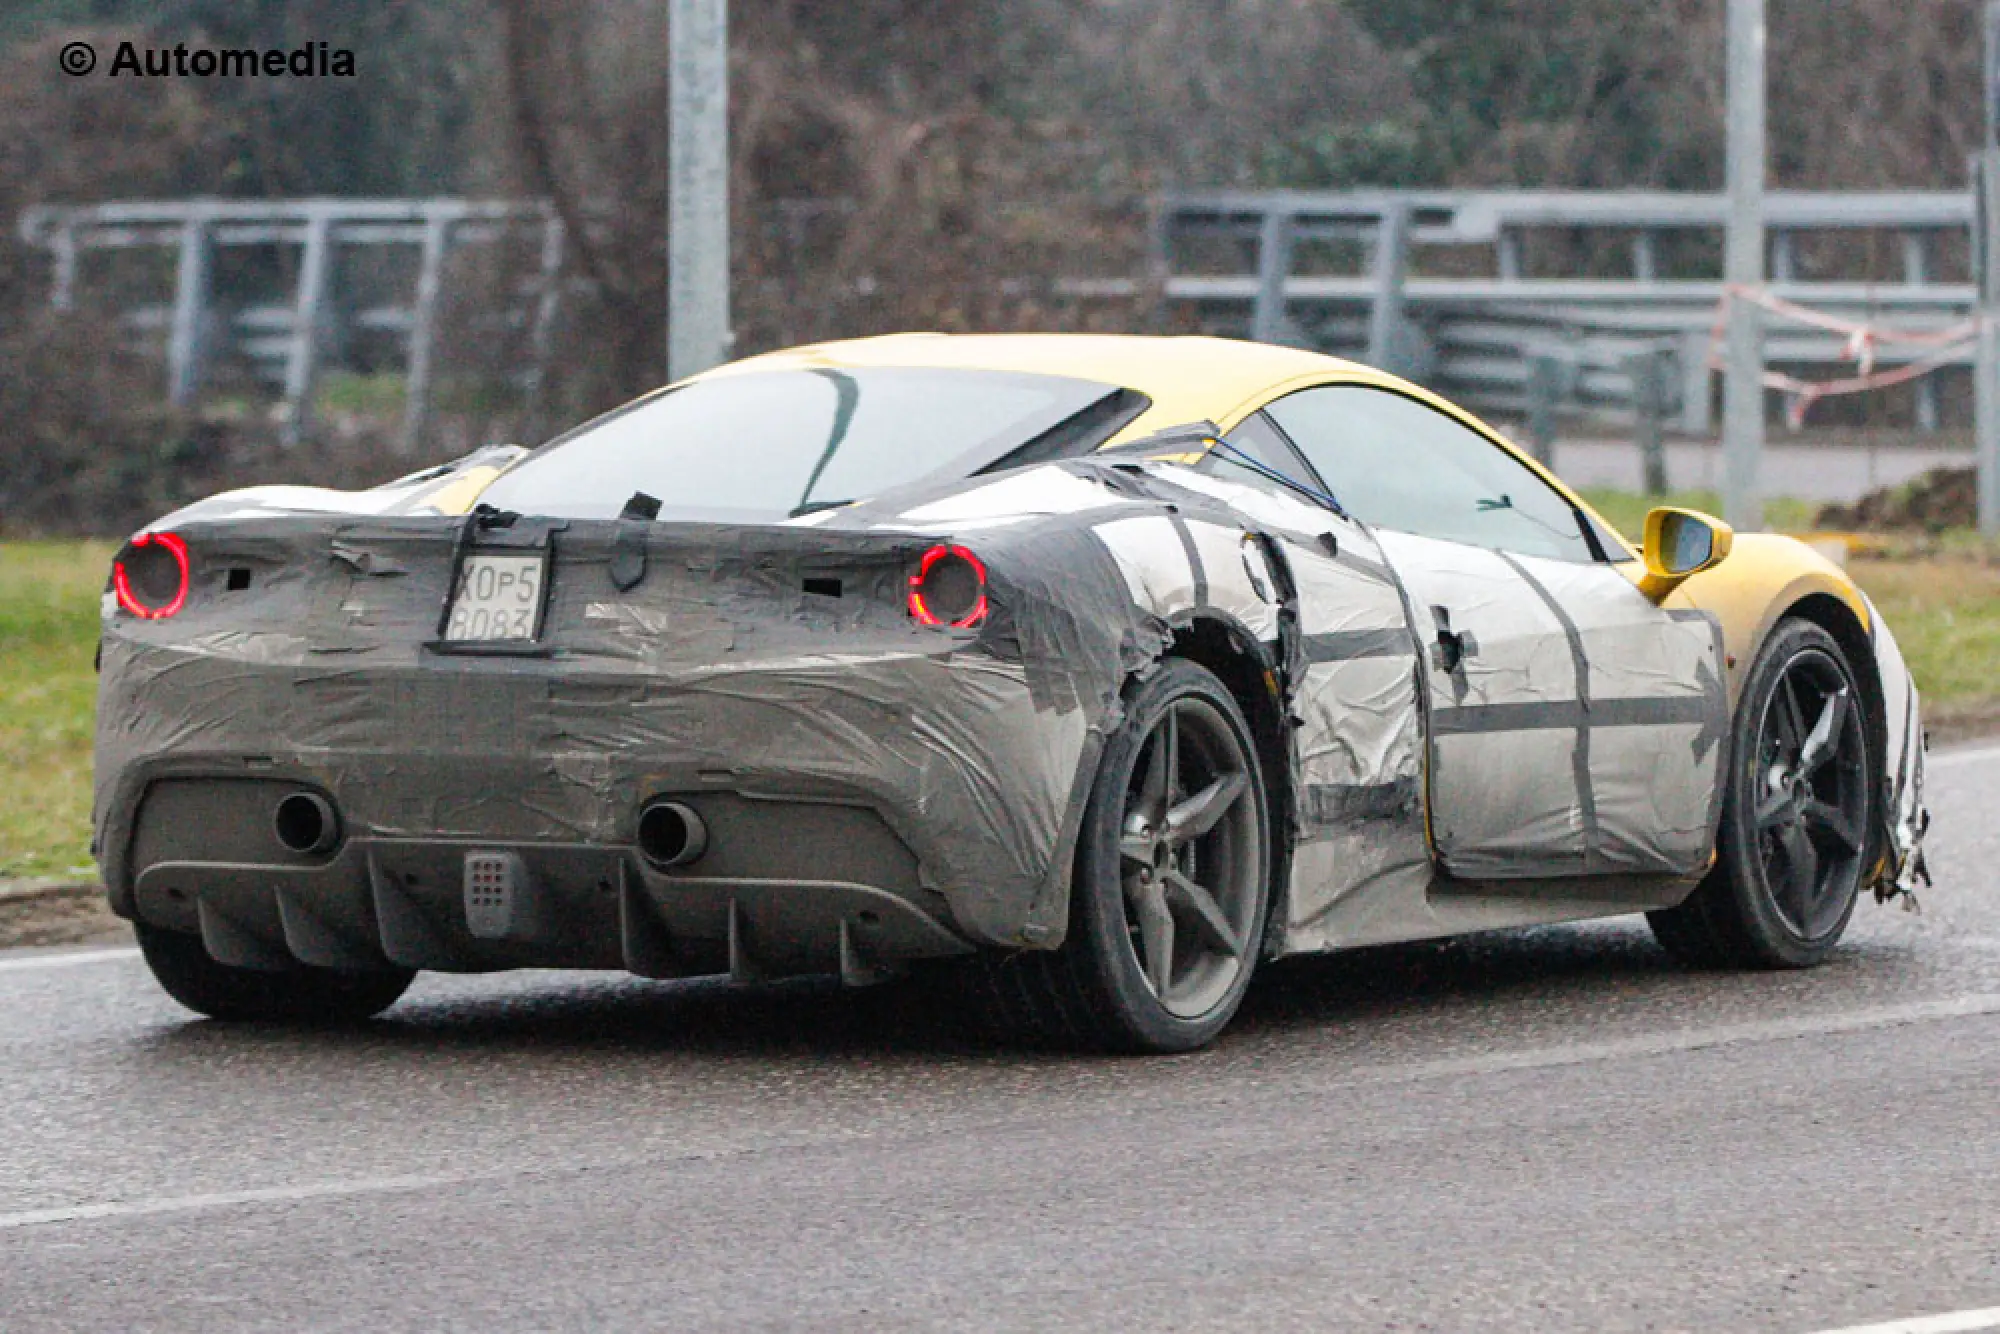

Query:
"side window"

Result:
[[1194, 412, 1322, 502], [1264, 386, 1599, 563]]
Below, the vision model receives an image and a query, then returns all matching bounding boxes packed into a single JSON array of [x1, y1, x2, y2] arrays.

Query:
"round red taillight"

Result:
[[113, 532, 191, 620], [908, 543, 988, 629]]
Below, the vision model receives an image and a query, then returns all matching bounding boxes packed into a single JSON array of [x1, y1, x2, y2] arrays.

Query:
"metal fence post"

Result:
[[668, 0, 731, 381], [1525, 354, 1562, 469], [166, 217, 210, 408], [1145, 193, 1172, 332], [1678, 330, 1714, 435], [399, 211, 452, 454], [1250, 209, 1296, 345], [1628, 348, 1672, 497], [49, 224, 77, 313], [1722, 0, 1767, 531], [1977, 151, 2000, 535], [1632, 231, 1658, 283], [281, 211, 333, 447], [1366, 203, 1412, 372], [1899, 230, 1944, 433], [522, 213, 567, 442], [1979, 0, 2000, 535]]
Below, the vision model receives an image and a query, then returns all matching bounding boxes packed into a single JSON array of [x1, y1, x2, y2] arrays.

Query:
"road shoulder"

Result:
[[0, 880, 126, 950]]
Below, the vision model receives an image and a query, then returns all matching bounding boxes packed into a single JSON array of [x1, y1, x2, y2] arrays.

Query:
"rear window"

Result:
[[479, 367, 1138, 522]]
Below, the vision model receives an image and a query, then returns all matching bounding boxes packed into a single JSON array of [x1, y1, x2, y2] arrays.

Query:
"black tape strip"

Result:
[[1111, 464, 1399, 592], [1300, 627, 1414, 664], [1273, 530, 1395, 587], [1165, 512, 1209, 606], [1334, 547, 1397, 585], [1595, 696, 1721, 728], [1496, 553, 1599, 865], [1370, 541, 1437, 845], [1433, 696, 1714, 736], [1303, 779, 1420, 825], [1666, 606, 1732, 843], [1119, 464, 1399, 591], [986, 524, 1150, 716]]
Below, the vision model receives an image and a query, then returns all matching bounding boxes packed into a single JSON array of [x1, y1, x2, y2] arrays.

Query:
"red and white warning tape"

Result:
[[1707, 284, 1981, 429]]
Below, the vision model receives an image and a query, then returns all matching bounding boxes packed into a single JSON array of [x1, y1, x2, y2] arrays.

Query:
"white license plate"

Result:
[[445, 554, 547, 642]]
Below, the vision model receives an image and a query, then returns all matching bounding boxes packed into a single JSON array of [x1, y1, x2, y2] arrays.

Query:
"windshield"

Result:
[[478, 367, 1136, 521]]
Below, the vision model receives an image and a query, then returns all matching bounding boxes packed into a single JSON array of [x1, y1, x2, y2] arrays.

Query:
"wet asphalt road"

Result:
[[3, 751, 1998, 1332]]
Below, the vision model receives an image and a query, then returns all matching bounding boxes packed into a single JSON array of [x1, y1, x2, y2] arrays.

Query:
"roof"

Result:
[[700, 333, 1372, 440]]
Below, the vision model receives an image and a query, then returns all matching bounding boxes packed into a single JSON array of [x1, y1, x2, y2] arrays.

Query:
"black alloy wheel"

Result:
[[1114, 684, 1265, 1020], [1750, 643, 1870, 938], [971, 658, 1272, 1052], [1649, 618, 1874, 969]]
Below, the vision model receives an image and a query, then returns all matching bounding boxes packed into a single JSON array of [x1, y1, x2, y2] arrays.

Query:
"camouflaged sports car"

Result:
[[95, 334, 1928, 1051]]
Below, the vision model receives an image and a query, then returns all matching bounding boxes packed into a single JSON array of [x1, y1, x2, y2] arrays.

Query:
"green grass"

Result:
[[0, 542, 110, 880], [1843, 557, 2000, 734], [3, 526, 1997, 885], [315, 371, 409, 418], [1578, 488, 1820, 540]]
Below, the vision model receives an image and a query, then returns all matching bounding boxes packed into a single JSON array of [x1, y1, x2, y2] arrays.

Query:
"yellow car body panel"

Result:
[[1668, 534, 1874, 704], [419, 464, 513, 519], [703, 332, 1349, 440]]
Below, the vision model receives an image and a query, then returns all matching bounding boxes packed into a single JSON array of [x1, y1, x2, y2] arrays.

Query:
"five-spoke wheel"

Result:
[[972, 658, 1272, 1051], [1116, 692, 1263, 1020], [1750, 644, 1869, 939], [1649, 618, 1874, 969]]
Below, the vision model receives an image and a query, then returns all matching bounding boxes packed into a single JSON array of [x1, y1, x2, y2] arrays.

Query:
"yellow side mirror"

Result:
[[1638, 506, 1733, 602]]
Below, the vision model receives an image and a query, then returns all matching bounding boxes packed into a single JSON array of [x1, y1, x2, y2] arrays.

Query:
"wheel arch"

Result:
[[1162, 611, 1295, 959], [1685, 536, 1888, 804]]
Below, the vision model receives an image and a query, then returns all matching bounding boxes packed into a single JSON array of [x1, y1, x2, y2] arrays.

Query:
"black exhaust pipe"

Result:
[[637, 800, 708, 869], [273, 791, 340, 856]]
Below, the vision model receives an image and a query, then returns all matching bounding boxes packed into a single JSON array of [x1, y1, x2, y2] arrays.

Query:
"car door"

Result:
[[1181, 414, 1434, 946], [1262, 384, 1727, 882]]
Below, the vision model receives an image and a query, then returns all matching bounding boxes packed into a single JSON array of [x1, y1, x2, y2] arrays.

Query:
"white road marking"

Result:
[[1, 990, 1996, 1235], [1807, 1307, 2000, 1334], [0, 946, 139, 975], [1351, 993, 2000, 1090], [0, 1173, 471, 1232], [1925, 743, 2000, 771]]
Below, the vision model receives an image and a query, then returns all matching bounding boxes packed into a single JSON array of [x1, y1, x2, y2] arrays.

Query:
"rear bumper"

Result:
[[129, 837, 973, 979], [95, 634, 1100, 953]]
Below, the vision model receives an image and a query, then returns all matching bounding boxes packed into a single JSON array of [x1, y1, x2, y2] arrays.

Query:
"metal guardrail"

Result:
[[18, 199, 563, 449], [19, 190, 1984, 452], [1086, 189, 1980, 434]]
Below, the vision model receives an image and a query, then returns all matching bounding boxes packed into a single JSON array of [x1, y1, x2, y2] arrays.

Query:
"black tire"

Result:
[[971, 658, 1273, 1053], [1648, 618, 1875, 970], [136, 921, 415, 1023]]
